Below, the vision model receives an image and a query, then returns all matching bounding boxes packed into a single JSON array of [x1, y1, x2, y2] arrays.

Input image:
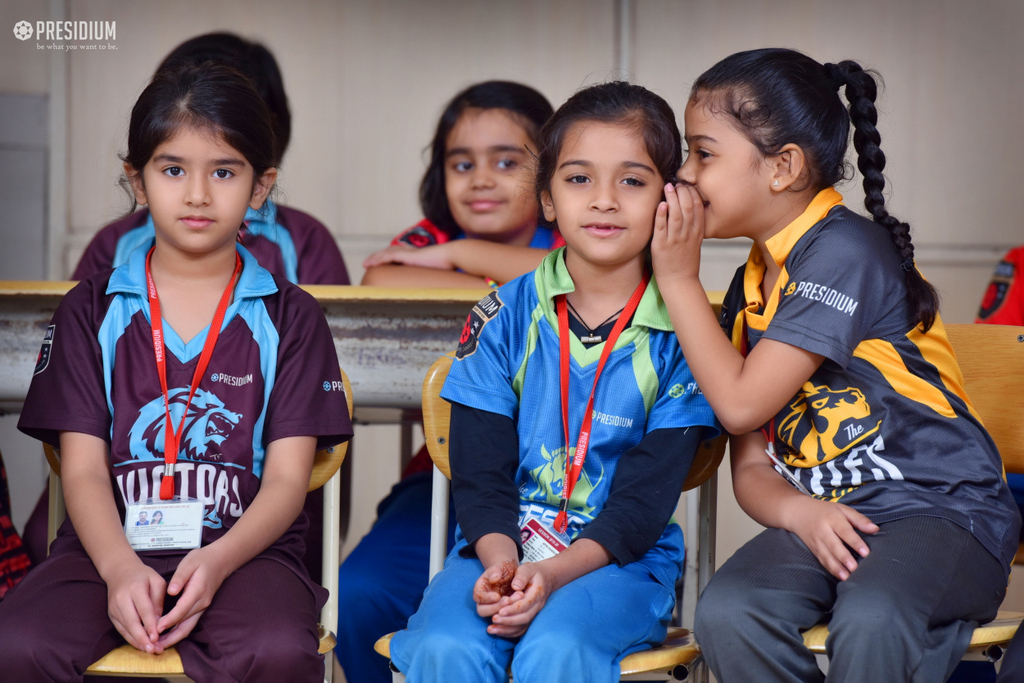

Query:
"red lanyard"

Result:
[[146, 247, 242, 500], [553, 270, 650, 533]]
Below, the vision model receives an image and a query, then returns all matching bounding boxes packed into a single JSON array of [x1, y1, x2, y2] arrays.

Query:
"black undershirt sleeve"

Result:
[[448, 401, 523, 558], [576, 426, 704, 566]]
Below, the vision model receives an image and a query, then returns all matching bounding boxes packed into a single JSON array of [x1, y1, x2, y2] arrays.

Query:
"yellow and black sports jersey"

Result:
[[719, 188, 1020, 574]]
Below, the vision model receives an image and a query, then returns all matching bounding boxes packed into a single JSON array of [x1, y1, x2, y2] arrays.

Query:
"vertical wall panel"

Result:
[[63, 0, 615, 280]]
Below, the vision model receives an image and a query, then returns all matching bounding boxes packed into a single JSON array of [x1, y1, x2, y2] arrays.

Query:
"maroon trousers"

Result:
[[0, 531, 327, 683]]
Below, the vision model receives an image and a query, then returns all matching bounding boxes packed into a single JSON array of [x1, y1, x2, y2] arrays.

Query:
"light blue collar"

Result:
[[107, 240, 278, 300], [242, 198, 277, 237]]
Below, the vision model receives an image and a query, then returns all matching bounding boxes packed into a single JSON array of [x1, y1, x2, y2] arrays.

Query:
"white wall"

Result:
[[2, 0, 1023, 589]]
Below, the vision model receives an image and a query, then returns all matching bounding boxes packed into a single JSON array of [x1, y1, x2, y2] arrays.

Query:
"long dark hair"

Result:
[[420, 81, 553, 238], [156, 32, 290, 166], [534, 81, 682, 230], [121, 63, 276, 213], [692, 48, 939, 331]]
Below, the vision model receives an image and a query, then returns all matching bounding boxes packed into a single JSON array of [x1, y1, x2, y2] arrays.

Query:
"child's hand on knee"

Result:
[[155, 545, 232, 648], [473, 558, 519, 619], [784, 497, 878, 581], [652, 182, 706, 285], [105, 560, 166, 654], [488, 562, 551, 638]]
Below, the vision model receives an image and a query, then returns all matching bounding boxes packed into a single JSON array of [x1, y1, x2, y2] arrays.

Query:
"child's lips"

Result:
[[468, 200, 504, 212], [582, 223, 626, 236], [181, 216, 213, 228]]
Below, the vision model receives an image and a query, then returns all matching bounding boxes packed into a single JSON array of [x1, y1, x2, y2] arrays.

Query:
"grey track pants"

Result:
[[695, 516, 1006, 682]]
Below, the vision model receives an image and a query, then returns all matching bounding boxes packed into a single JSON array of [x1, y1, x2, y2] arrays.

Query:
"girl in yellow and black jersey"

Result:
[[652, 47, 1020, 683]]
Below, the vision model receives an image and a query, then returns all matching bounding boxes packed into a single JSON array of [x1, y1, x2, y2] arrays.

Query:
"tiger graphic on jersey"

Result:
[[129, 388, 243, 462], [777, 383, 882, 468], [520, 443, 604, 521]]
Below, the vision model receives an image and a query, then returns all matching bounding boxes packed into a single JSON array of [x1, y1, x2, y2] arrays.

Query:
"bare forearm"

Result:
[[537, 538, 613, 592], [729, 432, 807, 531], [59, 432, 142, 581], [660, 277, 756, 426], [447, 241, 548, 283], [475, 532, 520, 567], [659, 276, 822, 434], [361, 264, 491, 289]]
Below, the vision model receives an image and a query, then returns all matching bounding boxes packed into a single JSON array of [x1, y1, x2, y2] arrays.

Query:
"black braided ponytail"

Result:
[[833, 60, 939, 330], [692, 48, 939, 331]]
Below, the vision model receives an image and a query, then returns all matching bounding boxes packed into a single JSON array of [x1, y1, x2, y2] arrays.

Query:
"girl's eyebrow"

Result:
[[558, 159, 656, 173], [685, 134, 718, 144], [622, 160, 656, 173], [445, 145, 525, 158], [152, 153, 245, 167]]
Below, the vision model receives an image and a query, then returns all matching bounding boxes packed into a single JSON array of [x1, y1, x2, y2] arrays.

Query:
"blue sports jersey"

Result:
[[441, 249, 718, 586]]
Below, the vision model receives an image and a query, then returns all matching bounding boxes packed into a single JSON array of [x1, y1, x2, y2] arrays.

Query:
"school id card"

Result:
[[519, 518, 568, 563], [124, 498, 203, 551]]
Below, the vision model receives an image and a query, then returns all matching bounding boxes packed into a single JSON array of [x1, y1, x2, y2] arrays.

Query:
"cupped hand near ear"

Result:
[[652, 183, 706, 286]]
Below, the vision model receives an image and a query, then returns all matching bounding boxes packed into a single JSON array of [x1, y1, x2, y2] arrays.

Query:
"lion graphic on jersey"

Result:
[[777, 384, 881, 467], [129, 388, 243, 462], [520, 444, 603, 522]]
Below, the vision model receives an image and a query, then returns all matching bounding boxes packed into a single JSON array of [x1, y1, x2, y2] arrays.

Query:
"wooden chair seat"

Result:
[[374, 627, 700, 679], [802, 611, 1023, 658], [85, 626, 337, 676]]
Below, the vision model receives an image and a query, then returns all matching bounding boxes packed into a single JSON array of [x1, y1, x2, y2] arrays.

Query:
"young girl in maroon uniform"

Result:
[[0, 64, 351, 682]]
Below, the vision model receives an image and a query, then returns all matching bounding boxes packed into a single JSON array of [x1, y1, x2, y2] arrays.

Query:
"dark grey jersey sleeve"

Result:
[[767, 211, 910, 368]]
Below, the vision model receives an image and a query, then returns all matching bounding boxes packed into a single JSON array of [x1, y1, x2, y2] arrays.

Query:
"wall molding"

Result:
[[696, 240, 1013, 268]]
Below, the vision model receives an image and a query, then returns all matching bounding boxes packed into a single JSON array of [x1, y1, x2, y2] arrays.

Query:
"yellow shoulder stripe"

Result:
[[853, 339, 956, 419]]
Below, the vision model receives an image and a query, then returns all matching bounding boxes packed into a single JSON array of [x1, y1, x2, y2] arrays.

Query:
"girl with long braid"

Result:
[[652, 48, 1019, 682]]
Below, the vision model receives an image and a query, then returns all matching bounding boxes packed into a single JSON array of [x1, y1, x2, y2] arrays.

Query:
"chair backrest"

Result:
[[308, 368, 353, 491], [945, 324, 1024, 473], [422, 353, 727, 490]]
